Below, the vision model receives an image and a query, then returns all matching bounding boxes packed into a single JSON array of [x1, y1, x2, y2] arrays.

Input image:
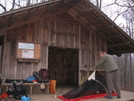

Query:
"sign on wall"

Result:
[[17, 42, 41, 61], [22, 50, 34, 58], [18, 42, 34, 50]]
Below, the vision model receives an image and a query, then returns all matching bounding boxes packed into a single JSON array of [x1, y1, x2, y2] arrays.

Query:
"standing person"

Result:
[[94, 51, 121, 99]]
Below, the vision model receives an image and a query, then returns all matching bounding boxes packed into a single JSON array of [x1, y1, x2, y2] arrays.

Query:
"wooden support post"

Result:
[[78, 24, 81, 85]]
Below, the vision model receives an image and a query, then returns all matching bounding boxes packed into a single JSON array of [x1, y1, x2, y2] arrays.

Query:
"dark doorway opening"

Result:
[[0, 35, 4, 74], [48, 47, 78, 86]]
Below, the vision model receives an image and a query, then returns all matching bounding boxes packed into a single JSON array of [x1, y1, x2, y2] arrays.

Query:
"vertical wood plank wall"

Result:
[[2, 13, 107, 85]]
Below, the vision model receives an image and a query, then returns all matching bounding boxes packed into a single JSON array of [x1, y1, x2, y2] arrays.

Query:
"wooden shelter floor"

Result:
[[18, 85, 134, 101]]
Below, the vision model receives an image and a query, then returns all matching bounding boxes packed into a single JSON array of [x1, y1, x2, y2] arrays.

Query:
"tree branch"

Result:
[[0, 3, 6, 12]]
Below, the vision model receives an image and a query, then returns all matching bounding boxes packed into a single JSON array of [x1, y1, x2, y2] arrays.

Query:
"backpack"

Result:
[[39, 68, 49, 80], [33, 69, 49, 83], [8, 81, 27, 100], [32, 71, 42, 82]]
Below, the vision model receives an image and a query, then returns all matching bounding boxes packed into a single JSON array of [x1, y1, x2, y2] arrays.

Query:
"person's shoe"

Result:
[[105, 96, 113, 99], [117, 96, 121, 98]]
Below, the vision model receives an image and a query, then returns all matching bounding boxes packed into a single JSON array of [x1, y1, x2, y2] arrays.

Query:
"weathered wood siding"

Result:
[[2, 21, 44, 81], [79, 25, 107, 84], [2, 12, 107, 86], [48, 13, 79, 48]]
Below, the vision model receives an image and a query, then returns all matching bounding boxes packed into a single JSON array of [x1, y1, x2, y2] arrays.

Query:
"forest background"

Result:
[[0, 0, 134, 91]]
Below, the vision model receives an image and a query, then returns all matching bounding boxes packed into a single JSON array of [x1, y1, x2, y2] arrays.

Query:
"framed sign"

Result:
[[17, 42, 41, 61], [18, 42, 34, 49]]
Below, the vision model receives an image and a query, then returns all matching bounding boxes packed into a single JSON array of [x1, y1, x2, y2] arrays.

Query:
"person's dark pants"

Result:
[[106, 70, 121, 97]]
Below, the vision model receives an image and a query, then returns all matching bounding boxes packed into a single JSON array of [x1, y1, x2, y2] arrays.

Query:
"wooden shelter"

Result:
[[0, 0, 134, 88]]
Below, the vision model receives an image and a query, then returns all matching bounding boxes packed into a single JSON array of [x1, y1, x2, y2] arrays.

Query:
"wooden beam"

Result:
[[54, 30, 76, 35], [0, 0, 61, 17], [0, 11, 65, 31], [96, 25, 114, 33], [49, 0, 68, 13], [24, 8, 35, 22], [51, 17, 79, 24], [107, 46, 121, 56], [108, 41, 131, 47], [119, 49, 134, 53], [87, 17, 104, 26], [39, 4, 51, 17], [63, 0, 67, 3], [76, 8, 93, 18], [65, 0, 82, 11], [0, 29, 6, 36], [8, 14, 15, 27], [108, 34, 123, 39], [40, 0, 81, 17]]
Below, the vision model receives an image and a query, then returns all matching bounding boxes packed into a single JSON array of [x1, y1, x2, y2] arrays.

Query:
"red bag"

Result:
[[0, 92, 9, 99]]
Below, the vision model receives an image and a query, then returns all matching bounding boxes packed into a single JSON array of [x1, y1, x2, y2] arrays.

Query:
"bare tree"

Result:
[[0, 3, 6, 12], [89, 0, 102, 9], [11, 0, 15, 10], [96, 0, 102, 9], [0, 0, 49, 13]]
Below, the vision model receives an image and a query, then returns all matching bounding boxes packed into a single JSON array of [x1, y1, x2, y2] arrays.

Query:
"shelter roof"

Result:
[[0, 0, 134, 56]]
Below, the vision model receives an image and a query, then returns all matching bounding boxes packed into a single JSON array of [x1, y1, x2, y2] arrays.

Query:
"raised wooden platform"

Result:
[[2, 82, 50, 95]]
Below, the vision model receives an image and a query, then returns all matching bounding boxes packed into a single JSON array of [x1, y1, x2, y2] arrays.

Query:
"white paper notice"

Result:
[[22, 50, 34, 58], [19, 43, 34, 49]]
